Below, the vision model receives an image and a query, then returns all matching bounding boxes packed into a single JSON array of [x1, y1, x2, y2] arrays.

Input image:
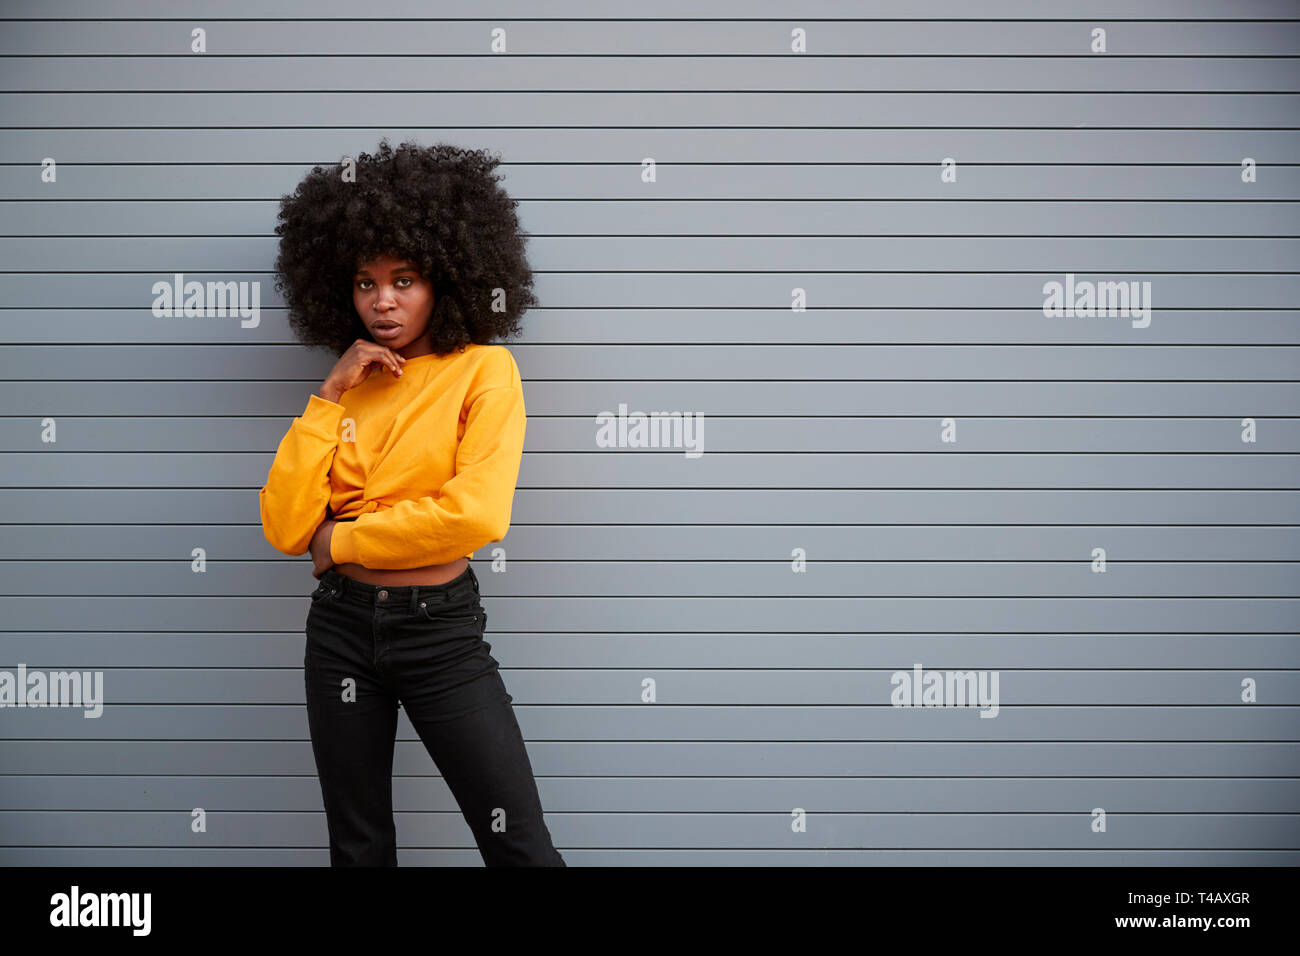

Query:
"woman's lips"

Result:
[[371, 323, 402, 340]]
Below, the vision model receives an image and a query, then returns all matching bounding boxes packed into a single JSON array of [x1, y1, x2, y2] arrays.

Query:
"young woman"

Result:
[[259, 139, 565, 867]]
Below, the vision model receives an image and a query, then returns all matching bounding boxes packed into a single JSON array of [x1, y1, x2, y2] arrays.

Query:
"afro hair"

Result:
[[273, 138, 537, 357]]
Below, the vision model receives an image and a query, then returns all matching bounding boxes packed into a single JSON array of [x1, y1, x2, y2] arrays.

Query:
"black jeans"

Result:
[[304, 563, 565, 867]]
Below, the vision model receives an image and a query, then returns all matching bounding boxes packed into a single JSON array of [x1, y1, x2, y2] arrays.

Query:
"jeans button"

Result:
[[378, 589, 389, 601]]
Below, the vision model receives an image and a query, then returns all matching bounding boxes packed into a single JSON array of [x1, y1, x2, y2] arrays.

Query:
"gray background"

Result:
[[0, 0, 1297, 865]]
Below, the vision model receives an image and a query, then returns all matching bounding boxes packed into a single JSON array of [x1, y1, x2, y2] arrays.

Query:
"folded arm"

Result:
[[329, 384, 527, 569], [258, 392, 344, 556]]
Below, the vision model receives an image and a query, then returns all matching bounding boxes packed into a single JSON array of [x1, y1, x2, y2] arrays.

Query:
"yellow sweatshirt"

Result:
[[259, 343, 526, 569]]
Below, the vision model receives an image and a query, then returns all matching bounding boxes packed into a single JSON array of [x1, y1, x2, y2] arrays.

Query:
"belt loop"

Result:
[[409, 587, 420, 613]]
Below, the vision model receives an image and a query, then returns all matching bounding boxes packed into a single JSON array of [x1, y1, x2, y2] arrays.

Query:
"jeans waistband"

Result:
[[317, 564, 478, 612]]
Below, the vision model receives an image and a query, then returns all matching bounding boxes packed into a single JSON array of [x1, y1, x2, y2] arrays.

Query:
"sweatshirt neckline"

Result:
[[399, 344, 477, 365]]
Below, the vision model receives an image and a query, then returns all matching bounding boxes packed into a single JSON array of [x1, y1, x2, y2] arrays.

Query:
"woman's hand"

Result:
[[309, 519, 338, 579], [319, 339, 407, 401]]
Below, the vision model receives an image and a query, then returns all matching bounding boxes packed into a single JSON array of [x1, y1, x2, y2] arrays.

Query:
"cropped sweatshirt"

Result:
[[258, 343, 526, 569]]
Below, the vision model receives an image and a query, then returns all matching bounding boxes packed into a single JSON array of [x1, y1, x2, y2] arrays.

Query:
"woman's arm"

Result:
[[329, 384, 527, 569], [258, 392, 345, 555]]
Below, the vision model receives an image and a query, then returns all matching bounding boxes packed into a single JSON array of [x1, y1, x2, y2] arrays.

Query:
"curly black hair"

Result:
[[273, 138, 537, 356]]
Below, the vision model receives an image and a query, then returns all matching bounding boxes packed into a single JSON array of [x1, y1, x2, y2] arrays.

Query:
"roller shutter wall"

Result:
[[0, 0, 1297, 865]]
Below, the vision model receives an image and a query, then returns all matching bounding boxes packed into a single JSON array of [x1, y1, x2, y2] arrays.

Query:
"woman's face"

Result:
[[353, 254, 436, 357]]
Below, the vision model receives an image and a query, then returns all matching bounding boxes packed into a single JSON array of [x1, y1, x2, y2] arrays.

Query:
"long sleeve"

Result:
[[329, 384, 526, 569], [259, 392, 345, 556]]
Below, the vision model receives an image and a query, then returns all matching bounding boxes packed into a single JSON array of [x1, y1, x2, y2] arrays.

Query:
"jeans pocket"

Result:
[[417, 594, 481, 629], [309, 582, 341, 607]]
